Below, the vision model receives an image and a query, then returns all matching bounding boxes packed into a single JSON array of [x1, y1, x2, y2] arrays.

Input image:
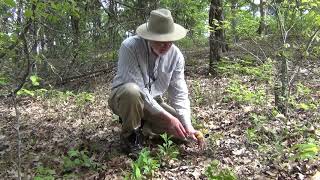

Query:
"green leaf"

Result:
[[68, 149, 79, 158], [47, 169, 56, 175], [24, 9, 33, 18], [74, 158, 81, 165], [133, 164, 141, 178], [63, 157, 75, 170], [30, 75, 41, 86], [298, 103, 309, 110], [4, 0, 16, 7], [0, 77, 8, 85], [17, 89, 35, 96]]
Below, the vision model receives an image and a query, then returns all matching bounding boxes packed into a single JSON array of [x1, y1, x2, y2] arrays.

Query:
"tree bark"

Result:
[[71, 15, 80, 47], [231, 0, 238, 43], [275, 52, 288, 115], [209, 0, 227, 75], [257, 0, 267, 35]]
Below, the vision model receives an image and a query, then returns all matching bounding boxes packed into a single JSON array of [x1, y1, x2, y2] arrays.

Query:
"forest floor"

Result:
[[0, 42, 319, 179]]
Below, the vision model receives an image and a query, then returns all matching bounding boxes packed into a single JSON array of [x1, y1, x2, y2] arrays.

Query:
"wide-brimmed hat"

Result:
[[136, 9, 188, 42]]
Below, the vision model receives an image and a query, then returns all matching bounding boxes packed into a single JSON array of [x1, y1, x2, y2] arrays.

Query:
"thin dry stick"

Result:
[[12, 95, 22, 180], [249, 37, 268, 61], [234, 43, 264, 64]]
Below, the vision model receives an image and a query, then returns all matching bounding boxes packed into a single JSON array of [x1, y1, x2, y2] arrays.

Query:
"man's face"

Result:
[[149, 41, 173, 55]]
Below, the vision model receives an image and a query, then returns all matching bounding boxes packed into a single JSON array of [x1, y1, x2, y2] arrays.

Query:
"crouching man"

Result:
[[108, 8, 204, 158]]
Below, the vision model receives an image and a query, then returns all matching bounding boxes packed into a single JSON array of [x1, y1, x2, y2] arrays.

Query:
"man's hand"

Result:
[[157, 111, 187, 139], [185, 126, 206, 149]]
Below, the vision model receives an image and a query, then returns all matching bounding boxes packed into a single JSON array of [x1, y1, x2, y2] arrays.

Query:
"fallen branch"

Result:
[[54, 64, 116, 86]]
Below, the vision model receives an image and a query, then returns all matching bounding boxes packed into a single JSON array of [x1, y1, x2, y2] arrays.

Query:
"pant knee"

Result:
[[121, 82, 141, 97]]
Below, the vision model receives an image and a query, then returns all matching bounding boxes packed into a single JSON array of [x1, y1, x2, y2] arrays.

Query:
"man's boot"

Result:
[[120, 129, 144, 159]]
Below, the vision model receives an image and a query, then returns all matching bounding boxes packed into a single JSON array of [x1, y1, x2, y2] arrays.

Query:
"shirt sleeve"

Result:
[[116, 43, 165, 115], [167, 55, 192, 130]]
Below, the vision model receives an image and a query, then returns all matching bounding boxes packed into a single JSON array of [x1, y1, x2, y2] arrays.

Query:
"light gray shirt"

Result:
[[111, 36, 192, 130]]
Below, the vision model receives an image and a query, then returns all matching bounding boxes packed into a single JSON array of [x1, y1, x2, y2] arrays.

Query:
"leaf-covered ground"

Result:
[[0, 45, 319, 179]]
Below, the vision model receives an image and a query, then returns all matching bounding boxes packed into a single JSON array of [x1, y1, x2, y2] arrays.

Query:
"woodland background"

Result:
[[0, 0, 319, 179]]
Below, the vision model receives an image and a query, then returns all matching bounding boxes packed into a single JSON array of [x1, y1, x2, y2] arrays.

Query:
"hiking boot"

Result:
[[120, 129, 144, 159]]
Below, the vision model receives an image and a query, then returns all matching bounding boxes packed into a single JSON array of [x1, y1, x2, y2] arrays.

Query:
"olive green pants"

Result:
[[108, 83, 178, 138]]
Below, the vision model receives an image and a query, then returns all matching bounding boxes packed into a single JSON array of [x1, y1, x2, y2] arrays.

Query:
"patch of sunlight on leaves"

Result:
[[205, 160, 237, 180]]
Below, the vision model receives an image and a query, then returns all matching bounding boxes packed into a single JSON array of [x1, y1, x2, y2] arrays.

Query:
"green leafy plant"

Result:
[[225, 79, 266, 105], [192, 80, 204, 105], [16, 88, 95, 107], [246, 128, 258, 143], [217, 59, 273, 82], [0, 74, 8, 86], [34, 166, 56, 180], [230, 10, 259, 39], [17, 88, 35, 96], [289, 82, 317, 111], [75, 92, 95, 106], [249, 113, 268, 127], [30, 75, 42, 86], [291, 138, 320, 161], [63, 149, 98, 173], [158, 133, 179, 162], [125, 148, 159, 180], [205, 160, 237, 180]]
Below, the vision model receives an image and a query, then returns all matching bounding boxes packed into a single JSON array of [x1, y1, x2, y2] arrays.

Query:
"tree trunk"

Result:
[[231, 0, 238, 43], [71, 15, 80, 47], [209, 0, 227, 75], [108, 0, 118, 50], [274, 52, 289, 115], [92, 0, 102, 42], [257, 0, 267, 35]]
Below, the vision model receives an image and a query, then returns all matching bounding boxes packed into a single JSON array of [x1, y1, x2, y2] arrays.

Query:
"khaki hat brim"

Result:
[[136, 23, 188, 42]]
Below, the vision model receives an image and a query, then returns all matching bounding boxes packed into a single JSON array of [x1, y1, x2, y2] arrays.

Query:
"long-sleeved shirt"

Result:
[[111, 35, 192, 130]]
